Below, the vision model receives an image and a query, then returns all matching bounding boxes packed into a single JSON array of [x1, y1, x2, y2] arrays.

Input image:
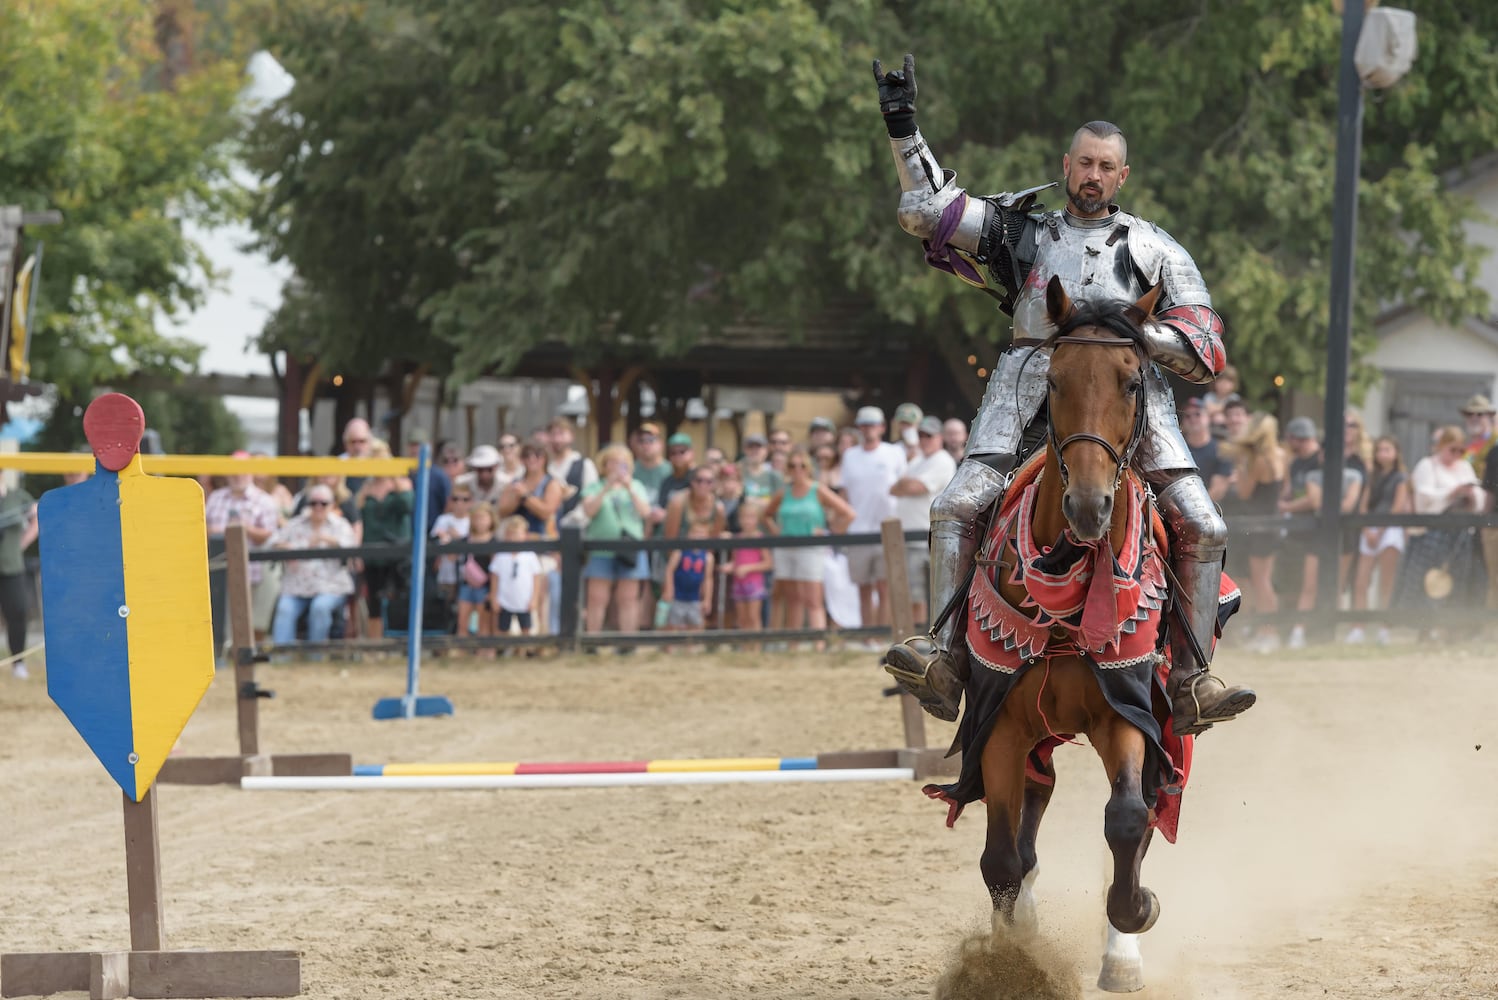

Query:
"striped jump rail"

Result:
[[241, 750, 915, 791]]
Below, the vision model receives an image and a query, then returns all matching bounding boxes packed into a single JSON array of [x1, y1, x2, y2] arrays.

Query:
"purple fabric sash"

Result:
[[921, 193, 984, 285]]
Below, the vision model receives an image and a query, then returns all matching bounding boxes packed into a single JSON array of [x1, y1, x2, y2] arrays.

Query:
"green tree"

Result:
[[0, 0, 247, 401], [246, 0, 1498, 406]]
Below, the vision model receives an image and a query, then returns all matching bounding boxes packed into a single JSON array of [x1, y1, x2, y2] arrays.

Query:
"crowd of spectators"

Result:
[[205, 404, 967, 655], [195, 376, 1498, 657], [1204, 376, 1498, 650]]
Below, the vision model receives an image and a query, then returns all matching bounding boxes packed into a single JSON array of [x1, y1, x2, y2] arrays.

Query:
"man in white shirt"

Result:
[[840, 406, 907, 629], [891, 416, 957, 628], [546, 416, 599, 523]]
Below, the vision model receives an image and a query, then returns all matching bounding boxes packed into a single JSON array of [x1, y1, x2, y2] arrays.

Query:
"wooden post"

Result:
[[880, 519, 926, 749], [123, 792, 164, 952], [224, 524, 258, 757], [881, 518, 960, 780]]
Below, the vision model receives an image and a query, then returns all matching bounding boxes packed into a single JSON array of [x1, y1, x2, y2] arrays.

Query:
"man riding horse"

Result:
[[873, 54, 1256, 738]]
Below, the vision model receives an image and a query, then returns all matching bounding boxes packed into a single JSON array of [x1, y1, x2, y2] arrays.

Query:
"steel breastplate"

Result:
[[1011, 212, 1147, 341]]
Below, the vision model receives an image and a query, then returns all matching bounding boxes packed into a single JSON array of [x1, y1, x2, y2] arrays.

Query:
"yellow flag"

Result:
[[9, 253, 32, 380]]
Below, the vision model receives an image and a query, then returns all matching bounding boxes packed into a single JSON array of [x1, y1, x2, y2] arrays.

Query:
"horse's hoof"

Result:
[[1097, 925, 1145, 993]]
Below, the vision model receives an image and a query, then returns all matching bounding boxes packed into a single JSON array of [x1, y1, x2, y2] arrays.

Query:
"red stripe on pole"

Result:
[[513, 761, 651, 775]]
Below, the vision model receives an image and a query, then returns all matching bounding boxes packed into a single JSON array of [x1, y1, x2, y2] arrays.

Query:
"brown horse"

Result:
[[964, 275, 1183, 992]]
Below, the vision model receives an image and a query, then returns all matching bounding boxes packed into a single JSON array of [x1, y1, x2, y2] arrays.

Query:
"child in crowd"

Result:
[[729, 498, 772, 638], [459, 501, 498, 655], [430, 486, 473, 601], [662, 522, 715, 641], [490, 515, 543, 655]]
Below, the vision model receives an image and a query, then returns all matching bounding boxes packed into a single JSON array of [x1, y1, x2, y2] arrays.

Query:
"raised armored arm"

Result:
[[874, 54, 989, 253]]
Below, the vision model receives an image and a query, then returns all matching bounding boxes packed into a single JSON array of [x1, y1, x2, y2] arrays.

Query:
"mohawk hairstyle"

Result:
[[1071, 120, 1127, 163]]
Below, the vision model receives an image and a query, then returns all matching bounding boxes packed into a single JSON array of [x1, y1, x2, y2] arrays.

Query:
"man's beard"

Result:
[[1066, 176, 1114, 216]]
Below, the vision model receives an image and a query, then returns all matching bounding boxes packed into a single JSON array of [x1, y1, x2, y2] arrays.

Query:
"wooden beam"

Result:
[[225, 526, 259, 757], [127, 950, 300, 998], [270, 752, 353, 777], [880, 518, 927, 753], [2, 951, 91, 997], [123, 792, 164, 952], [0, 950, 301, 999]]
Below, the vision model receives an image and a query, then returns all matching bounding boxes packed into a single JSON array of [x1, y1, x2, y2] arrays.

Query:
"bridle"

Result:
[[1045, 334, 1149, 491]]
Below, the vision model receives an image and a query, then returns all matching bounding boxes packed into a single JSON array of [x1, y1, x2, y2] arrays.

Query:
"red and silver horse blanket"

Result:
[[924, 453, 1239, 843]]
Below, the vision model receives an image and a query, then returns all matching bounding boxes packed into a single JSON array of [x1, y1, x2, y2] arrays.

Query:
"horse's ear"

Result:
[[1045, 275, 1073, 326], [1126, 283, 1163, 325]]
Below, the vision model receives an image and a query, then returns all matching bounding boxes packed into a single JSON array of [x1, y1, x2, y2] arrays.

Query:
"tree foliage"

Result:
[[246, 0, 1498, 405], [0, 0, 249, 402]]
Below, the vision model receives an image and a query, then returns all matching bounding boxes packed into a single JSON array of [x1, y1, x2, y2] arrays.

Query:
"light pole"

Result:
[[1315, 4, 1416, 627]]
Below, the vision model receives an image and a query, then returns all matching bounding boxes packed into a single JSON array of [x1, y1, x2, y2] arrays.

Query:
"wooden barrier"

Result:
[[0, 393, 300, 1000], [157, 524, 352, 785]]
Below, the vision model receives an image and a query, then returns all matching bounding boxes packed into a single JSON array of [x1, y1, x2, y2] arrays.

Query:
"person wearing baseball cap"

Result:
[[1460, 393, 1498, 481], [891, 416, 957, 627], [630, 421, 670, 502], [807, 416, 838, 453], [656, 432, 696, 508], [739, 433, 783, 501], [840, 405, 906, 637], [891, 402, 924, 459], [1277, 415, 1365, 650]]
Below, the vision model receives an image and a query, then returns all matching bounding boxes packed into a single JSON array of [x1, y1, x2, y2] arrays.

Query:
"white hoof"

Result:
[[993, 866, 1041, 939], [1096, 925, 1144, 993]]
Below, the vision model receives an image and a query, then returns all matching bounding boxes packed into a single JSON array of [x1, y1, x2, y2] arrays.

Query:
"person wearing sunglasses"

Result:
[[269, 484, 358, 650]]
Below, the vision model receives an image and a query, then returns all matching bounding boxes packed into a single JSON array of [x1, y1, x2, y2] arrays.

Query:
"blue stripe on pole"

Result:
[[779, 757, 818, 770]]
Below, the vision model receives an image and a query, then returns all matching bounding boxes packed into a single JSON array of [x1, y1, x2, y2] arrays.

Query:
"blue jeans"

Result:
[[548, 569, 562, 635], [273, 593, 346, 645]]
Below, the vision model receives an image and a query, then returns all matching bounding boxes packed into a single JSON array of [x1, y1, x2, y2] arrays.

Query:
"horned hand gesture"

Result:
[[872, 53, 917, 115], [872, 54, 919, 139]]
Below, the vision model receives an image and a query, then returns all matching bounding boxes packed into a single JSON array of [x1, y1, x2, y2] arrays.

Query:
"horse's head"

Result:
[[1042, 275, 1159, 541]]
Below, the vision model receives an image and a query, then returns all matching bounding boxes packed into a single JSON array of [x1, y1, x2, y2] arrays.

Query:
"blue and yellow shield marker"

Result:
[[39, 393, 215, 801]]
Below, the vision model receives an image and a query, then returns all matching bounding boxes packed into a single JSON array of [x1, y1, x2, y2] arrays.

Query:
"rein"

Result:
[[1045, 334, 1149, 491]]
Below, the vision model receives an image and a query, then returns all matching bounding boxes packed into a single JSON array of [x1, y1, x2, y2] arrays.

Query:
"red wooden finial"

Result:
[[82, 393, 146, 472]]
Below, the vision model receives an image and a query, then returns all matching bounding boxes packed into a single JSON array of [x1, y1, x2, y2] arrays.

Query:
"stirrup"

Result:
[[882, 637, 963, 723], [1171, 670, 1256, 738]]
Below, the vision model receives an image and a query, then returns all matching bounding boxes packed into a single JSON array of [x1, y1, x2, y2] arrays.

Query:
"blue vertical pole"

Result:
[[373, 442, 453, 720]]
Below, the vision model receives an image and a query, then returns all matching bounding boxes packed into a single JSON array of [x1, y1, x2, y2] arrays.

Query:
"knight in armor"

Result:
[[873, 54, 1256, 738]]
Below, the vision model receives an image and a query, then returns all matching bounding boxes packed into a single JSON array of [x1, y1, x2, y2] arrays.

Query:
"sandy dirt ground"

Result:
[[3, 639, 1498, 999]]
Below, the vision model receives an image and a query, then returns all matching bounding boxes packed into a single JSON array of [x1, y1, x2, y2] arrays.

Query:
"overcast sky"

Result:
[[172, 52, 293, 382]]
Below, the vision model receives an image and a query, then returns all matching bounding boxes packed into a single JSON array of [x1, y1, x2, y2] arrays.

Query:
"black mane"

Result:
[[1050, 299, 1149, 352]]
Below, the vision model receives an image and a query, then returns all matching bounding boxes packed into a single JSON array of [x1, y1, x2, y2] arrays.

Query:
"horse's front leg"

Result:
[[979, 723, 1033, 934], [1092, 715, 1158, 993], [1010, 750, 1056, 932]]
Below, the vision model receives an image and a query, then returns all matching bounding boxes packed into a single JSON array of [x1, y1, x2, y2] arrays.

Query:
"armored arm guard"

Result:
[[1144, 306, 1226, 384], [890, 129, 989, 252], [1129, 220, 1226, 383]]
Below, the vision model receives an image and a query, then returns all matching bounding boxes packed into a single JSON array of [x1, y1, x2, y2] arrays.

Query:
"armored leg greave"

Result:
[[1151, 473, 1228, 668], [929, 458, 1013, 650]]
